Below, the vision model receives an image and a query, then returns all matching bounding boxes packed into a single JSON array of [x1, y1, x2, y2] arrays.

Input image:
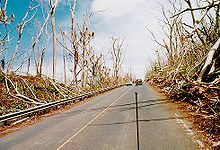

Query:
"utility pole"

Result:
[[135, 92, 140, 150]]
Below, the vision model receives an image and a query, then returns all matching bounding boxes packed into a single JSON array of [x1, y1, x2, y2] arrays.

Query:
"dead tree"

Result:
[[13, 0, 57, 76], [3, 74, 44, 105], [39, 10, 50, 77], [0, 0, 15, 61], [60, 27, 67, 83], [36, 4, 51, 77], [50, 0, 58, 79], [78, 20, 95, 87], [93, 54, 103, 81], [200, 38, 220, 82], [57, 0, 79, 85], [0, 0, 11, 24], [111, 37, 124, 83], [6, 1, 39, 72], [170, 0, 220, 82], [69, 0, 78, 85]]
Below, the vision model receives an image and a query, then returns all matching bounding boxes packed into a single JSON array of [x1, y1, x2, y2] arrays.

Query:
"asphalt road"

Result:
[[0, 84, 198, 150]]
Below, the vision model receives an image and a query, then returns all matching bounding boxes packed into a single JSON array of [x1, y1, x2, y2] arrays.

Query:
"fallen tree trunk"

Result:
[[200, 38, 220, 82]]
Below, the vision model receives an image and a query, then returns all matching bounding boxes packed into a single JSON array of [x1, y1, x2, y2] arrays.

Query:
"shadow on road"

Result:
[[112, 101, 173, 112], [55, 99, 169, 119], [89, 116, 191, 127]]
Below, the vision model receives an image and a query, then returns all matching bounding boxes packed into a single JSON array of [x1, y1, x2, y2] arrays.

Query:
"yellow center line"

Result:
[[57, 87, 133, 150]]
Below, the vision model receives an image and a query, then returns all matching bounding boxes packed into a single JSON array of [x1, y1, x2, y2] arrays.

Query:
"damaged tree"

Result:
[[50, 0, 58, 79], [172, 0, 220, 82], [200, 38, 220, 82], [69, 0, 78, 85], [111, 37, 124, 83], [146, 0, 220, 145], [6, 1, 39, 72]]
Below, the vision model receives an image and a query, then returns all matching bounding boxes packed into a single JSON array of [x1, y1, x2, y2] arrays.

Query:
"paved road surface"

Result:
[[0, 84, 198, 150]]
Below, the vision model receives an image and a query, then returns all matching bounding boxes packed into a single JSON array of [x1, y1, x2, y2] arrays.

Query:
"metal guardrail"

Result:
[[0, 85, 123, 124]]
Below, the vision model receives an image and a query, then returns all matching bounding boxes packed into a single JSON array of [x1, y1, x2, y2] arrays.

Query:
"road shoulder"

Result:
[[145, 82, 210, 149]]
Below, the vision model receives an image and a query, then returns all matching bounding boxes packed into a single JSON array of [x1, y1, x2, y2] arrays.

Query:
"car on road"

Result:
[[126, 82, 133, 86], [135, 79, 142, 85]]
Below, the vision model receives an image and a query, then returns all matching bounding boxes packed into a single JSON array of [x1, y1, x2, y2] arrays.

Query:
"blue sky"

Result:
[[2, 0, 170, 80]]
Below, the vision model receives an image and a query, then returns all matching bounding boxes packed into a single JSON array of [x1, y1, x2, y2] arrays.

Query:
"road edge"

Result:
[[144, 82, 209, 149]]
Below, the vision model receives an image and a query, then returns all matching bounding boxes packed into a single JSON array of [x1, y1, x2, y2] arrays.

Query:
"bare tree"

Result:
[[78, 20, 95, 87], [50, 0, 58, 79], [111, 37, 124, 83], [6, 1, 39, 72], [60, 27, 67, 83], [57, 0, 79, 85], [171, 0, 220, 82], [30, 6, 51, 77], [200, 38, 220, 81], [39, 6, 50, 77], [69, 0, 78, 85], [0, 0, 14, 71]]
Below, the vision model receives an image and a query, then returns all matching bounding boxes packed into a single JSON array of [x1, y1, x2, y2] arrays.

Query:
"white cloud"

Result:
[[91, 0, 145, 19], [90, 0, 165, 78]]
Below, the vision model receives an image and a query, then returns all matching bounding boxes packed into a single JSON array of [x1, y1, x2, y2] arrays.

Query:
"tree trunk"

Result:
[[51, 0, 58, 79], [69, 0, 78, 85], [63, 43, 67, 83], [200, 38, 220, 81]]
